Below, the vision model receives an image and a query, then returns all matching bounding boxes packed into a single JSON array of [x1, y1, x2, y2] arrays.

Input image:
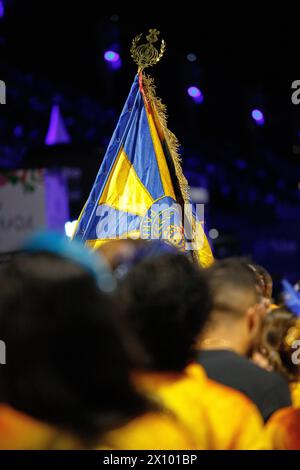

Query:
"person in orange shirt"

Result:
[[134, 361, 266, 450], [264, 407, 300, 450], [0, 233, 193, 450], [259, 281, 300, 450], [0, 404, 194, 451], [117, 248, 266, 449], [258, 307, 300, 407]]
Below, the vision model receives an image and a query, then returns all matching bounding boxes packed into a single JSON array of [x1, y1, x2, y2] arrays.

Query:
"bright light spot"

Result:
[[187, 86, 204, 104], [251, 109, 264, 125], [188, 86, 201, 98], [209, 228, 219, 240], [0, 1, 4, 19], [104, 50, 120, 63], [187, 53, 197, 62], [65, 220, 77, 238]]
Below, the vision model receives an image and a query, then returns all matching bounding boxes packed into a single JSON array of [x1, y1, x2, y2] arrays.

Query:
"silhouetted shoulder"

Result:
[[197, 350, 291, 422]]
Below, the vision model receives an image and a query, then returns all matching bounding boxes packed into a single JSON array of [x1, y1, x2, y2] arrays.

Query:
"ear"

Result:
[[246, 306, 261, 335]]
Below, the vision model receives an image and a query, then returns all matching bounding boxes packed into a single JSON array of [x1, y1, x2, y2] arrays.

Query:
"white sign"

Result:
[[0, 169, 69, 253]]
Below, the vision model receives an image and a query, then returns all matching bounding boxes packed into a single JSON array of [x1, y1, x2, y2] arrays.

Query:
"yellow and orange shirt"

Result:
[[264, 381, 300, 450], [0, 405, 78, 450], [98, 412, 195, 450], [134, 363, 266, 450], [0, 405, 193, 450], [264, 407, 300, 450]]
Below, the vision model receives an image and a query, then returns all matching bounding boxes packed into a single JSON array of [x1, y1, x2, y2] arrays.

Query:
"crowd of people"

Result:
[[0, 232, 299, 450]]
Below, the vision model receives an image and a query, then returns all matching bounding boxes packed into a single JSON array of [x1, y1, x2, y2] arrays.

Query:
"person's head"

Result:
[[0, 234, 148, 444], [98, 238, 179, 279], [259, 307, 300, 382], [117, 251, 212, 373], [202, 258, 265, 356], [98, 239, 144, 273]]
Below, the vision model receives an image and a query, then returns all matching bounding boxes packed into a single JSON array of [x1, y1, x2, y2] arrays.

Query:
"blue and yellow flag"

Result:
[[73, 72, 213, 267]]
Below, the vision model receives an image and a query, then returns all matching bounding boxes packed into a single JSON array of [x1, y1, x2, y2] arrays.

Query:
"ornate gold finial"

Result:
[[131, 29, 166, 72]]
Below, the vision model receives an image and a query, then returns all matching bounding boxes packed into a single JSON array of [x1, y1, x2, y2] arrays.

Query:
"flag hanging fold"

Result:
[[73, 41, 213, 267]]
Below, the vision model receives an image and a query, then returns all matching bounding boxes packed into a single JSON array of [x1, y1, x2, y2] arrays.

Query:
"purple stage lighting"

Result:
[[104, 50, 122, 70], [45, 105, 71, 146], [251, 109, 264, 125], [188, 86, 201, 98], [104, 50, 120, 63], [0, 1, 4, 18], [187, 86, 204, 104]]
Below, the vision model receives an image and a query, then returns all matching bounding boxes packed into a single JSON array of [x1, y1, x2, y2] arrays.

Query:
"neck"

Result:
[[198, 325, 248, 356], [201, 338, 238, 352]]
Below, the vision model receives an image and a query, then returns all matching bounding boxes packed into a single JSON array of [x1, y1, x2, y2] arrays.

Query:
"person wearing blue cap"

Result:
[[22, 231, 116, 293]]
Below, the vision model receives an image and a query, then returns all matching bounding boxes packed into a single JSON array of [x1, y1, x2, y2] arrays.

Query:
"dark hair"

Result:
[[247, 263, 273, 299], [0, 252, 148, 444], [118, 253, 212, 372], [205, 258, 260, 316], [255, 265, 272, 298], [260, 307, 300, 381], [99, 238, 179, 280]]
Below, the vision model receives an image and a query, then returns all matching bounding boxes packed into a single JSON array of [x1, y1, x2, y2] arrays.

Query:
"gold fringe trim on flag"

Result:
[[141, 74, 214, 268], [141, 74, 190, 205]]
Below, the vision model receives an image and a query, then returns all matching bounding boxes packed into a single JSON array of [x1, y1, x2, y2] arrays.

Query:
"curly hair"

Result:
[[117, 253, 212, 372], [247, 263, 273, 299], [260, 307, 300, 382]]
